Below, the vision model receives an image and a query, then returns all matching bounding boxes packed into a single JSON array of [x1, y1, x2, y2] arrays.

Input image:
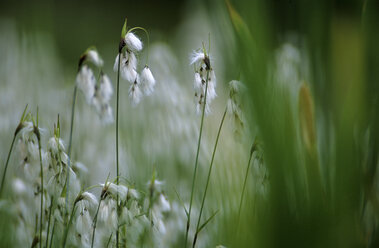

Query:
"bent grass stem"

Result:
[[185, 70, 210, 247], [192, 108, 227, 248]]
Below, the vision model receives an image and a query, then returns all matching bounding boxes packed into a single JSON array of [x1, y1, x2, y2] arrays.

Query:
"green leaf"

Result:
[[197, 210, 219, 234], [121, 18, 128, 38]]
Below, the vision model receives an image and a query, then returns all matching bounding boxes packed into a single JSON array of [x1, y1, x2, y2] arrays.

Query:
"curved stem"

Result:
[[115, 51, 121, 248], [237, 142, 255, 227], [65, 85, 78, 209], [193, 108, 227, 248], [126, 27, 150, 65], [185, 70, 210, 247], [0, 134, 16, 197]]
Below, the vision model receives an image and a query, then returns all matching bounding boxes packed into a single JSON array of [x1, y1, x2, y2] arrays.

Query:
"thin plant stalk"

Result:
[[0, 104, 28, 197], [62, 201, 78, 248], [65, 85, 78, 208], [193, 108, 227, 248], [0, 135, 16, 197], [35, 111, 44, 248], [237, 142, 256, 226], [45, 197, 54, 248], [91, 196, 103, 248], [185, 70, 210, 247], [49, 220, 55, 248], [115, 50, 122, 248]]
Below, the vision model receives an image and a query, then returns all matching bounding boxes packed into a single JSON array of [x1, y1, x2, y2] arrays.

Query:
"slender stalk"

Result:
[[49, 220, 55, 248], [36, 127, 44, 248], [65, 85, 78, 208], [45, 197, 54, 248], [115, 51, 122, 248], [91, 197, 103, 248], [106, 233, 113, 248], [237, 142, 255, 226], [185, 70, 210, 247], [0, 135, 16, 197], [192, 108, 227, 248], [62, 202, 77, 248]]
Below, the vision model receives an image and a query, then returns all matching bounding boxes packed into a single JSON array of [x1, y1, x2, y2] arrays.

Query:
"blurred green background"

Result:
[[1, 0, 379, 247]]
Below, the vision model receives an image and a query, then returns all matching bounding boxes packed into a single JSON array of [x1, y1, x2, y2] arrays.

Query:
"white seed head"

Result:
[[75, 208, 92, 234], [20, 122, 34, 141], [119, 52, 138, 83], [86, 50, 103, 67], [140, 66, 156, 95], [97, 74, 113, 103], [128, 75, 143, 106], [190, 51, 205, 65], [81, 192, 99, 209], [76, 65, 96, 103], [125, 32, 143, 51]]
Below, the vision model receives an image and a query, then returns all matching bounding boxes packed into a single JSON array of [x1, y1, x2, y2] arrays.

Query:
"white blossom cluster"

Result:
[[114, 32, 156, 106], [7, 118, 83, 247], [76, 49, 113, 124], [190, 50, 217, 114], [2, 118, 186, 247]]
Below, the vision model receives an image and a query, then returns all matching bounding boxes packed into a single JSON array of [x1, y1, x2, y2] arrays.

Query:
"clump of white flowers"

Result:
[[76, 47, 113, 123], [190, 46, 217, 114], [114, 19, 156, 106]]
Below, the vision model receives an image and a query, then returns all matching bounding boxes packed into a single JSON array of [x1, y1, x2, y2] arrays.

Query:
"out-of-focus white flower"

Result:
[[76, 65, 96, 104], [20, 122, 34, 141], [81, 192, 98, 209], [125, 32, 143, 52], [101, 183, 129, 202], [92, 73, 114, 124], [226, 80, 245, 139], [48, 137, 65, 155], [129, 75, 143, 106], [190, 51, 205, 65], [190, 48, 216, 115], [157, 194, 170, 212], [12, 178, 27, 196], [76, 208, 92, 234], [86, 49, 104, 67], [140, 66, 156, 95], [97, 74, 113, 102]]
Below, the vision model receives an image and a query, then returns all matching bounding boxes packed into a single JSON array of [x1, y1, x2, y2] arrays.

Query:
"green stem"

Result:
[[0, 134, 16, 197], [91, 197, 103, 248], [49, 220, 55, 248], [66, 85, 77, 209], [116, 51, 121, 248], [185, 70, 210, 247], [62, 202, 77, 248], [193, 108, 227, 248], [37, 136, 44, 248], [237, 143, 255, 227], [45, 197, 54, 248]]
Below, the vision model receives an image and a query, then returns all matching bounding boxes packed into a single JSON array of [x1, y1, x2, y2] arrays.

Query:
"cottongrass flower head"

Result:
[[76, 47, 114, 124], [190, 46, 217, 115], [115, 19, 156, 106]]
